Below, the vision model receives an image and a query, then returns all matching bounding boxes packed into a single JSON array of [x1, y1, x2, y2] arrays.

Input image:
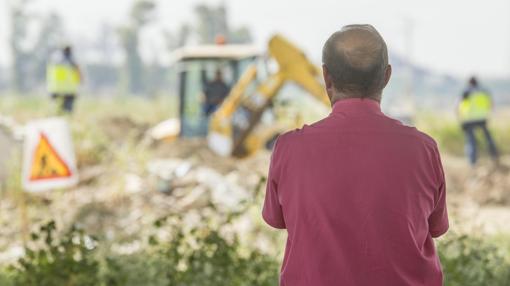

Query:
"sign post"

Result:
[[22, 118, 78, 192]]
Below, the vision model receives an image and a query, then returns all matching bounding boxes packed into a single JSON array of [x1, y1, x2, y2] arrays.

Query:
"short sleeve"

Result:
[[428, 149, 449, 238], [262, 137, 286, 229]]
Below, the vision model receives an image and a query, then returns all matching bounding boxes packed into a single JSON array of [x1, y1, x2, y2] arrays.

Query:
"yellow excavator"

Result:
[[207, 35, 330, 157], [167, 35, 330, 157]]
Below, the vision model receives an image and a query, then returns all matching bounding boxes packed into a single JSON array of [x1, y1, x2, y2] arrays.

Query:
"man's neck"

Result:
[[331, 91, 381, 105]]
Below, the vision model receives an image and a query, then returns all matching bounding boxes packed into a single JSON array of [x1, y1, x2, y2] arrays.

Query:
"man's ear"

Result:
[[383, 64, 392, 88], [322, 65, 334, 100]]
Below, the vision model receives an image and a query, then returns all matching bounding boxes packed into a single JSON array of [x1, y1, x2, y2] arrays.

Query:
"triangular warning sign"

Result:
[[29, 133, 72, 181]]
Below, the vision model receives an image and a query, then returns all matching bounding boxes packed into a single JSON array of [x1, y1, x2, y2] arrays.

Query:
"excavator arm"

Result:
[[208, 35, 331, 157]]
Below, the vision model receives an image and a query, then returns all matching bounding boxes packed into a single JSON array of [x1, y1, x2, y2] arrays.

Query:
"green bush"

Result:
[[7, 221, 100, 286], [3, 219, 279, 286], [0, 268, 15, 286], [101, 231, 279, 286], [102, 215, 279, 286], [438, 233, 510, 286], [3, 220, 510, 286]]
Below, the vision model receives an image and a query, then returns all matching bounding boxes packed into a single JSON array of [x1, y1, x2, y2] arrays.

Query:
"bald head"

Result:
[[322, 25, 390, 101]]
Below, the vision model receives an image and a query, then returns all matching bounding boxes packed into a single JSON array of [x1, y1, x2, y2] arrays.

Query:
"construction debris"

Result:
[[1, 110, 509, 265], [147, 118, 181, 142]]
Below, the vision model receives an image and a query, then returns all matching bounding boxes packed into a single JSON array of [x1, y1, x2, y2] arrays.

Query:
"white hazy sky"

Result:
[[1, 0, 509, 78]]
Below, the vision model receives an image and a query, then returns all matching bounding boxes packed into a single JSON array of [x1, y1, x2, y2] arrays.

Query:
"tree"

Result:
[[194, 4, 229, 44], [164, 24, 191, 51], [118, 0, 156, 95], [85, 23, 120, 91], [8, 0, 64, 93], [9, 0, 33, 92], [194, 4, 252, 45], [32, 13, 64, 84], [229, 27, 252, 44]]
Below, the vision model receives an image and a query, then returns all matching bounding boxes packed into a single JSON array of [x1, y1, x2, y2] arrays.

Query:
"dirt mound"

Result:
[[153, 138, 270, 175], [466, 164, 510, 205], [444, 155, 510, 205], [100, 116, 149, 142]]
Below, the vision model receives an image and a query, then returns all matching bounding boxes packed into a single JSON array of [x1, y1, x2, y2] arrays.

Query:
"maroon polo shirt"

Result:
[[263, 98, 448, 286]]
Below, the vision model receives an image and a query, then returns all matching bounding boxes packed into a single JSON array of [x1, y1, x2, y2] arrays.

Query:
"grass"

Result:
[[0, 94, 177, 123], [1, 94, 177, 167], [416, 110, 510, 156]]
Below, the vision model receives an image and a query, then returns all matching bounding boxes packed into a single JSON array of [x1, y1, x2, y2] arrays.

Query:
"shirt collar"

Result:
[[331, 98, 382, 116]]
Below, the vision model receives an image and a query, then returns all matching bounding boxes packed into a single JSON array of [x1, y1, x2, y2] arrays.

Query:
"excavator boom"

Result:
[[208, 35, 331, 157]]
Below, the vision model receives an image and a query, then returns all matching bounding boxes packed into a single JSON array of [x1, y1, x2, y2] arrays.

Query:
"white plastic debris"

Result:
[[148, 118, 181, 141]]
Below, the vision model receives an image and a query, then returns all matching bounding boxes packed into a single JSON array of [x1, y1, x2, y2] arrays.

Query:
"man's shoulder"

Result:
[[276, 116, 439, 151], [411, 128, 439, 149], [273, 124, 313, 153], [393, 122, 439, 151], [275, 127, 303, 146], [276, 118, 326, 142]]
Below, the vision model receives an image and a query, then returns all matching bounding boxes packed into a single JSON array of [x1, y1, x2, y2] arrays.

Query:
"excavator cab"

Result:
[[170, 45, 259, 137]]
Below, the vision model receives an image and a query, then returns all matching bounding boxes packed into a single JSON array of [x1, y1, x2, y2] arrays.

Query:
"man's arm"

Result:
[[262, 137, 286, 229], [428, 148, 449, 238]]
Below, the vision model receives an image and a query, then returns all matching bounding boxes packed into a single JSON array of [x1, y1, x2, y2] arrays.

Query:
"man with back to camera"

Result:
[[262, 25, 449, 286]]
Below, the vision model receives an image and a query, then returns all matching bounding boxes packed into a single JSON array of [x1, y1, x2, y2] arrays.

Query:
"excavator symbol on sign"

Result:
[[29, 133, 72, 181]]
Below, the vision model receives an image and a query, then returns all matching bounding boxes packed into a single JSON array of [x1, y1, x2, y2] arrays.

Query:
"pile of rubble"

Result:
[[444, 155, 510, 205], [0, 113, 272, 262], [464, 163, 510, 205]]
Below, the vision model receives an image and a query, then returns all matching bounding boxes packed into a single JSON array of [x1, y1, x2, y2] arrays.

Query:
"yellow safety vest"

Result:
[[46, 63, 80, 94], [458, 91, 491, 123]]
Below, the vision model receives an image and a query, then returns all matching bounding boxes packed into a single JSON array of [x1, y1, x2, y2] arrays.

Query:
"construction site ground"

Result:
[[0, 97, 509, 264]]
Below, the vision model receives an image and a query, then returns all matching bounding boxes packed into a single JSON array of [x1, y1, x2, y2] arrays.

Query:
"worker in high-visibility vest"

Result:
[[457, 76, 498, 165], [47, 45, 82, 113]]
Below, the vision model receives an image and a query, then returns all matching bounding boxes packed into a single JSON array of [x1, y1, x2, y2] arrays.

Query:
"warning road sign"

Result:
[[22, 118, 78, 192], [29, 133, 72, 180]]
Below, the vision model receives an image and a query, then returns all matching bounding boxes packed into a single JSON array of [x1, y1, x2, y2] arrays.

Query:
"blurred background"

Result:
[[0, 0, 510, 285]]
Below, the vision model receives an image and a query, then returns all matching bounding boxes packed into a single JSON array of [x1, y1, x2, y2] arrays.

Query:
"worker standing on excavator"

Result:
[[47, 45, 82, 114], [458, 76, 499, 166], [202, 69, 231, 116]]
